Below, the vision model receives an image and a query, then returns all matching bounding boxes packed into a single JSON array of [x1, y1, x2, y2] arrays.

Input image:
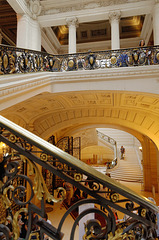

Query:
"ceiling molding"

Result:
[[37, 1, 153, 27]]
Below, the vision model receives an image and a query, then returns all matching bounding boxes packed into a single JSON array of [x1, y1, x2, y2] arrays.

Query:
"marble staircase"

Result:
[[109, 147, 143, 182]]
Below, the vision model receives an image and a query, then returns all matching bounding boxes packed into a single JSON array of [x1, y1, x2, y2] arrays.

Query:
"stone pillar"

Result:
[[17, 14, 41, 51], [153, 1, 159, 45], [66, 17, 79, 54], [109, 11, 121, 50]]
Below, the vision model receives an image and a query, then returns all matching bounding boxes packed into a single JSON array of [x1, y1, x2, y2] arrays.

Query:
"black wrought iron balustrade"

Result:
[[0, 44, 159, 75], [0, 115, 158, 240]]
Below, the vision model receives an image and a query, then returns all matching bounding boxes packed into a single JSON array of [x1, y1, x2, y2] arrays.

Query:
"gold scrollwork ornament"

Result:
[[9, 54, 16, 74], [20, 156, 63, 203], [57, 163, 64, 170], [74, 173, 83, 182], [110, 55, 117, 65], [110, 193, 119, 202], [49, 58, 53, 67], [1, 184, 14, 209], [89, 56, 94, 65], [0, 55, 4, 74], [156, 52, 159, 61], [141, 208, 147, 217], [68, 59, 74, 68], [40, 153, 48, 161], [108, 228, 134, 240], [3, 54, 9, 69], [133, 52, 138, 61], [13, 207, 28, 240], [9, 134, 17, 143]]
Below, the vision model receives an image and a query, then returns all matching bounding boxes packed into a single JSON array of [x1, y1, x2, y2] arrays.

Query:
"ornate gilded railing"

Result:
[[0, 115, 158, 240], [96, 130, 117, 169], [0, 44, 159, 75]]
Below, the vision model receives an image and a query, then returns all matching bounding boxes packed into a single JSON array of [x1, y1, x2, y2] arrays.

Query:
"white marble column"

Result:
[[17, 14, 41, 51], [153, 1, 159, 45], [109, 11, 121, 50], [66, 17, 79, 54]]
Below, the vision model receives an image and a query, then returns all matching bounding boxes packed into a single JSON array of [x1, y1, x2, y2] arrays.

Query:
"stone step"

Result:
[[110, 148, 143, 182]]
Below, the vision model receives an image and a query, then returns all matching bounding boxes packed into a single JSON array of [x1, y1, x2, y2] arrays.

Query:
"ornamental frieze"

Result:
[[32, 0, 152, 15], [44, 0, 129, 15]]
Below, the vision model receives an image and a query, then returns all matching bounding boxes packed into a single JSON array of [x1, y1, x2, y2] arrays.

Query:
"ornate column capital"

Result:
[[66, 17, 79, 28], [109, 11, 121, 23]]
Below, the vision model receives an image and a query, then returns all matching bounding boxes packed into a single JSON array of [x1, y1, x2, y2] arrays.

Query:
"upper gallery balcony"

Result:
[[0, 44, 159, 75]]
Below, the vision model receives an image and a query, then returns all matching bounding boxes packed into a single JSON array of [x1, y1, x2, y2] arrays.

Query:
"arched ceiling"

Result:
[[1, 90, 159, 148]]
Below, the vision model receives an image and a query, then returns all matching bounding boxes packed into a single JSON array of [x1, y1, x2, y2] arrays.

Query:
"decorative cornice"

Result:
[[44, 0, 129, 15], [0, 73, 51, 101]]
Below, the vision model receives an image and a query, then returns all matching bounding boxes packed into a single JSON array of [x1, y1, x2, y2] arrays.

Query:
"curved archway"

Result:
[[1, 90, 159, 193]]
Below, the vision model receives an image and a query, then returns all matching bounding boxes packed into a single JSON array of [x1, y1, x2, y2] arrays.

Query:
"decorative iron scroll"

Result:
[[0, 115, 158, 240], [0, 44, 159, 75]]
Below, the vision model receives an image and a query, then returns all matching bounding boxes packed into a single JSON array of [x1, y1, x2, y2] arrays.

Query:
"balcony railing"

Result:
[[0, 44, 159, 75], [0, 115, 158, 240]]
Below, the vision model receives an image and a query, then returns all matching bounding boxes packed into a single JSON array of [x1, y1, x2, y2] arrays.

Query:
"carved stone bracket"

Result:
[[66, 17, 79, 28], [28, 0, 42, 19]]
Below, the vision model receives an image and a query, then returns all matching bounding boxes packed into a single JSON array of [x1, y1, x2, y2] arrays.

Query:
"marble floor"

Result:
[[47, 201, 79, 240]]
